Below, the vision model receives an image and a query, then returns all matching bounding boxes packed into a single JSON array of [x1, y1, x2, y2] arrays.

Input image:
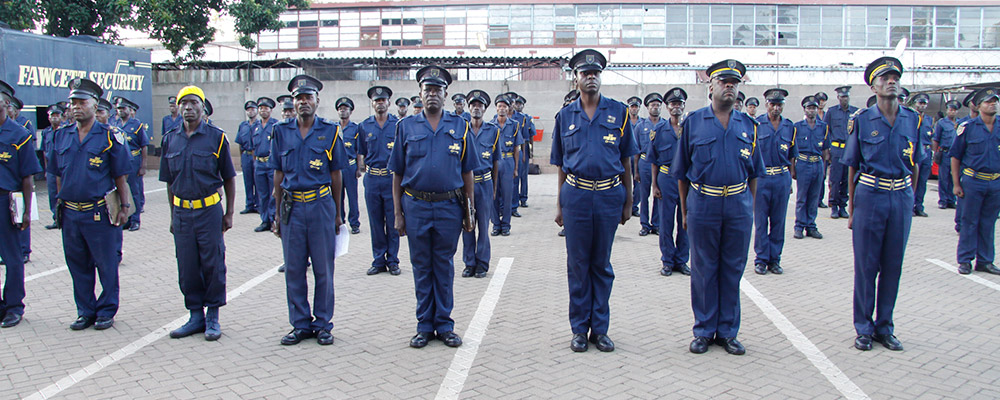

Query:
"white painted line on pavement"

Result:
[[927, 259, 1000, 292], [25, 266, 65, 282], [435, 257, 514, 400], [741, 278, 870, 400], [24, 264, 282, 400]]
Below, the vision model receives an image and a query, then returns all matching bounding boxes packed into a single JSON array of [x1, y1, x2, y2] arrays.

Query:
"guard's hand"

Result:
[[138, 167, 146, 177], [652, 185, 662, 199], [620, 199, 632, 225], [514, 169, 518, 178], [847, 204, 854, 230], [954, 184, 964, 198], [791, 170, 797, 180], [115, 209, 128, 227], [634, 173, 640, 183], [554, 207, 563, 227], [356, 168, 363, 179], [335, 215, 343, 235], [395, 212, 407, 236], [20, 211, 30, 230], [222, 213, 233, 232], [272, 221, 281, 238], [681, 210, 687, 231]]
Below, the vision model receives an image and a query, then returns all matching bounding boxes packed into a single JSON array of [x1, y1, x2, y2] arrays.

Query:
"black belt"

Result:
[[404, 188, 461, 202]]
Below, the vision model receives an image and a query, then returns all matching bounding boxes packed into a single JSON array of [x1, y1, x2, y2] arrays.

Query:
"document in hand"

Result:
[[335, 223, 349, 258]]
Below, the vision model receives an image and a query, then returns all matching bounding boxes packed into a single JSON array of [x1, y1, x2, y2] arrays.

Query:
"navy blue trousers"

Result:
[[938, 159, 956, 207], [340, 163, 361, 229], [0, 195, 26, 315], [913, 155, 933, 213], [794, 160, 823, 231], [403, 195, 463, 333], [463, 179, 494, 272], [364, 174, 399, 268], [637, 157, 659, 230], [828, 150, 849, 209], [254, 162, 274, 224], [957, 176, 1000, 264], [517, 149, 529, 204], [656, 171, 688, 267], [281, 196, 336, 331], [62, 207, 122, 319], [240, 152, 257, 211], [561, 183, 624, 335], [172, 203, 227, 310], [688, 188, 752, 338], [126, 158, 144, 225], [492, 158, 515, 231], [754, 172, 791, 266], [46, 173, 59, 219], [852, 183, 912, 336]]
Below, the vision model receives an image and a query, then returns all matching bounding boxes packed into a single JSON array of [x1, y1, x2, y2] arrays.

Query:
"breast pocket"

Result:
[[191, 150, 217, 175], [691, 134, 718, 167], [598, 120, 624, 158], [405, 133, 430, 160], [654, 140, 674, 164], [305, 146, 329, 173], [85, 149, 108, 172], [967, 136, 987, 155], [860, 132, 888, 162], [164, 151, 183, 174], [733, 131, 754, 169], [55, 144, 72, 172]]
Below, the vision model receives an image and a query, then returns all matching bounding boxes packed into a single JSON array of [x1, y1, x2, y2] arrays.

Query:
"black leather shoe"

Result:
[[754, 263, 768, 275], [281, 329, 314, 345], [831, 209, 840, 219], [128, 222, 140, 231], [818, 202, 828, 208], [838, 209, 849, 218], [254, 222, 271, 232], [689, 336, 711, 354], [316, 329, 334, 345], [122, 220, 132, 230], [639, 227, 650, 236], [660, 265, 673, 276], [975, 263, 1000, 275], [410, 332, 433, 348], [558, 229, 565, 237], [169, 314, 206, 338], [650, 229, 659, 236], [806, 229, 823, 239], [570, 333, 588, 352], [351, 226, 361, 234], [22, 254, 29, 263], [676, 263, 691, 276], [793, 230, 804, 239], [520, 201, 528, 208], [589, 334, 615, 352], [474, 270, 487, 278], [501, 230, 510, 236], [437, 331, 463, 347], [462, 267, 474, 278], [854, 334, 873, 351], [278, 264, 286, 273], [388, 264, 401, 276], [631, 210, 640, 217], [958, 262, 973, 275], [947, 203, 956, 209], [70, 316, 94, 330], [491, 229, 500, 236], [715, 337, 745, 355], [915, 210, 928, 217], [768, 263, 784, 275], [938, 203, 948, 209], [45, 222, 58, 230], [94, 317, 114, 330], [239, 208, 253, 214], [873, 334, 903, 351], [1, 313, 22, 328], [512, 210, 521, 218], [367, 266, 386, 275]]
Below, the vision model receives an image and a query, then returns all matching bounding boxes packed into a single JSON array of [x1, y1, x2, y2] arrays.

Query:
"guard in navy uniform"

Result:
[[462, 90, 498, 278], [843, 57, 920, 352], [0, 80, 43, 328], [252, 96, 278, 232], [735, 91, 746, 112], [336, 97, 362, 234], [8, 96, 33, 134], [390, 65, 477, 349], [271, 75, 348, 346], [358, 86, 402, 276], [452, 93, 471, 121], [557, 90, 580, 238], [411, 96, 423, 116], [512, 94, 534, 209], [792, 95, 830, 244], [162, 96, 183, 139], [815, 92, 829, 208], [627, 96, 643, 217], [911, 93, 934, 217], [160, 86, 237, 341], [114, 97, 148, 232], [649, 88, 690, 277], [949, 88, 1000, 276], [43, 104, 65, 230], [634, 95, 661, 236], [5, 96, 34, 264], [95, 98, 112, 124], [277, 95, 295, 120], [815, 92, 829, 119], [48, 78, 132, 331], [823, 86, 858, 219], [753, 88, 797, 276], [552, 49, 637, 353], [954, 91, 983, 233], [235, 101, 259, 214], [745, 97, 759, 118], [934, 100, 962, 209], [673, 59, 763, 356], [395, 97, 410, 119], [489, 95, 521, 236]]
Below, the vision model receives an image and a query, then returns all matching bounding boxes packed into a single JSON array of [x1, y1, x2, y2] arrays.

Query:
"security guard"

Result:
[[95, 98, 113, 124], [252, 96, 278, 232], [823, 86, 858, 219], [954, 91, 982, 233], [452, 93, 471, 121], [235, 100, 259, 214], [8, 95, 33, 135], [489, 94, 521, 236], [673, 59, 763, 356], [390, 65, 477, 349], [815, 92, 829, 208], [627, 96, 643, 217], [501, 91, 528, 217], [634, 94, 662, 236], [395, 97, 410, 119], [792, 95, 829, 242], [160, 86, 237, 341], [753, 88, 796, 276], [271, 75, 348, 346], [898, 87, 910, 103], [843, 56, 919, 352], [911, 93, 934, 217], [557, 89, 579, 239], [735, 91, 746, 112], [0, 80, 43, 328], [6, 96, 34, 264], [358, 86, 401, 276], [48, 78, 132, 331], [43, 104, 65, 230], [949, 88, 1000, 276], [203, 99, 214, 124], [512, 94, 534, 210], [462, 90, 498, 278], [551, 49, 637, 353], [934, 99, 962, 209], [649, 88, 690, 276], [866, 95, 877, 108], [114, 97, 147, 232], [336, 97, 362, 234], [745, 97, 760, 118], [277, 95, 294, 120], [815, 91, 829, 120], [162, 96, 183, 139], [411, 96, 423, 115]]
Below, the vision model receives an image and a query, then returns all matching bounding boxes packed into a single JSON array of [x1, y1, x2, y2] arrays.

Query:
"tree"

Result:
[[130, 0, 228, 62], [0, 0, 40, 31], [230, 0, 308, 50], [42, 0, 129, 42]]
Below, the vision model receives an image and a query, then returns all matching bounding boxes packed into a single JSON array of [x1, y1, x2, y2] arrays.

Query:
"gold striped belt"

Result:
[[566, 174, 621, 191], [691, 181, 747, 197], [640, 153, 647, 160], [830, 141, 846, 148], [502, 152, 514, 158], [289, 186, 331, 202], [130, 149, 141, 156], [64, 198, 107, 212], [658, 165, 670, 174], [367, 166, 390, 176], [858, 173, 911, 191], [348, 158, 357, 166], [797, 154, 821, 162], [255, 156, 270, 163], [474, 171, 492, 183], [173, 192, 222, 209], [242, 150, 254, 155], [765, 166, 789, 175], [963, 168, 1000, 181]]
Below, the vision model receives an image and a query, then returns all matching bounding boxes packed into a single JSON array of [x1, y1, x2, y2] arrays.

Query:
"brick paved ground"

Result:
[[3, 172, 999, 399]]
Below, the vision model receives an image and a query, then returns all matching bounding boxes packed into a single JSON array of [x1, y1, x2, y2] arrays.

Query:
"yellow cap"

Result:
[[176, 85, 206, 105]]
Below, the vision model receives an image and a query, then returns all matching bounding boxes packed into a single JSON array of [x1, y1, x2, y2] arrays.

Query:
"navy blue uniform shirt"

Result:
[[235, 119, 258, 152], [647, 118, 681, 167], [493, 117, 522, 156], [634, 117, 667, 157], [755, 115, 799, 166], [823, 104, 859, 145], [339, 121, 360, 160], [254, 118, 278, 157], [934, 117, 960, 149], [672, 106, 764, 185], [792, 118, 828, 157], [162, 114, 183, 138], [0, 118, 43, 191], [159, 121, 237, 200], [550, 96, 639, 179], [842, 105, 922, 179], [950, 117, 1000, 173], [389, 111, 478, 192], [47, 121, 132, 202], [358, 114, 399, 169], [269, 118, 349, 191], [470, 121, 501, 174], [120, 117, 149, 157], [41, 126, 57, 155]]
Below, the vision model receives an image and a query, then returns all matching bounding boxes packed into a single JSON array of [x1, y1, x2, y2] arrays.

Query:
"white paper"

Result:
[[335, 223, 349, 258], [29, 192, 38, 221]]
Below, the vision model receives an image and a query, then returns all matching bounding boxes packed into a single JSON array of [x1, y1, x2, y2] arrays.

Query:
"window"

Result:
[[867, 6, 888, 47], [424, 25, 444, 46], [958, 7, 981, 48], [799, 6, 821, 47], [821, 6, 843, 47], [845, 6, 866, 47], [360, 26, 379, 47]]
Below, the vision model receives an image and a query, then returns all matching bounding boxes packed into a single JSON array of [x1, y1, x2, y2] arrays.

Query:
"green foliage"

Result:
[[0, 0, 40, 31], [41, 0, 130, 42], [130, 0, 227, 62], [230, 0, 309, 50]]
